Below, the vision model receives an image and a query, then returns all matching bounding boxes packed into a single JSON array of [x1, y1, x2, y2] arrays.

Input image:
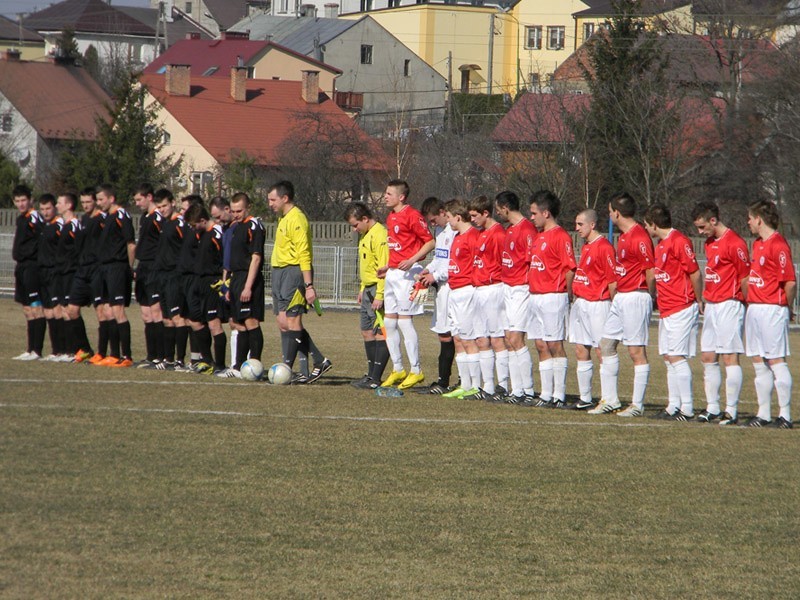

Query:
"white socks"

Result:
[[772, 362, 792, 421], [384, 317, 404, 372], [665, 361, 680, 414], [672, 359, 693, 416], [724, 365, 742, 417], [539, 358, 554, 401], [479, 350, 496, 394], [397, 318, 420, 373], [600, 353, 619, 402], [632, 364, 650, 409], [495, 349, 509, 391], [753, 362, 774, 421], [703, 362, 722, 415], [455, 352, 470, 390], [466, 353, 482, 391], [576, 360, 594, 402], [517, 347, 535, 395], [552, 357, 568, 401]]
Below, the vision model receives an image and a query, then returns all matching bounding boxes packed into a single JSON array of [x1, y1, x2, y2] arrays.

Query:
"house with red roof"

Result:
[[0, 50, 110, 187], [143, 31, 342, 98], [140, 65, 387, 194]]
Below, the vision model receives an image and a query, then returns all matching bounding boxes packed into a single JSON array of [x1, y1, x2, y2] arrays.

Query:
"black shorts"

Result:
[[39, 266, 60, 309], [58, 272, 74, 306], [271, 265, 306, 316], [135, 261, 160, 306], [197, 275, 223, 323], [158, 271, 183, 319], [101, 262, 132, 307], [230, 270, 265, 322], [14, 263, 41, 306], [181, 273, 202, 321], [69, 264, 103, 307]]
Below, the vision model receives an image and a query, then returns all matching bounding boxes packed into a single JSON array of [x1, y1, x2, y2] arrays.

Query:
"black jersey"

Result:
[[154, 214, 184, 273], [177, 221, 200, 275], [229, 216, 265, 273], [98, 206, 135, 264], [38, 217, 63, 268], [12, 209, 42, 264], [57, 217, 82, 274], [135, 209, 163, 262], [195, 224, 224, 277], [78, 211, 105, 267]]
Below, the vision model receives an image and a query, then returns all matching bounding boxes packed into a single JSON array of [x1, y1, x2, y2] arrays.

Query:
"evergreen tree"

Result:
[[54, 27, 80, 62]]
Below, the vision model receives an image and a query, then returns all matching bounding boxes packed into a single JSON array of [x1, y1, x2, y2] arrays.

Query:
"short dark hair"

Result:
[[182, 194, 204, 208], [184, 203, 210, 224], [468, 195, 493, 215], [230, 192, 249, 206], [80, 187, 96, 199], [387, 179, 410, 200], [643, 203, 672, 229], [98, 183, 115, 198], [691, 201, 719, 222], [154, 188, 174, 203], [136, 183, 154, 197], [269, 180, 295, 201], [344, 202, 372, 221], [421, 196, 444, 216], [748, 199, 780, 230], [495, 190, 520, 212], [444, 198, 469, 221], [530, 189, 560, 218], [12, 184, 32, 199], [38, 193, 56, 206], [609, 192, 636, 218], [60, 193, 78, 211], [209, 196, 229, 211]]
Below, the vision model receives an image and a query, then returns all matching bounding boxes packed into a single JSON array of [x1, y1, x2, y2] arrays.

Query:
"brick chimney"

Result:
[[231, 66, 247, 102], [3, 49, 21, 61], [186, 32, 201, 40], [166, 64, 191, 96], [221, 31, 250, 40], [301, 70, 320, 104]]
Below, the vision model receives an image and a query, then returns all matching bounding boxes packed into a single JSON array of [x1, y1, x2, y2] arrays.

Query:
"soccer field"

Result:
[[1, 298, 799, 598]]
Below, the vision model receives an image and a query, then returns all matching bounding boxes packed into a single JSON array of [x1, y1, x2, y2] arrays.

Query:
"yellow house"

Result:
[[572, 1, 694, 49], [0, 16, 46, 61]]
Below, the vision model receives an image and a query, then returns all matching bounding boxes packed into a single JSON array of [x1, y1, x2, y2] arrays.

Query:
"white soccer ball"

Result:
[[268, 362, 293, 385], [240, 359, 264, 381]]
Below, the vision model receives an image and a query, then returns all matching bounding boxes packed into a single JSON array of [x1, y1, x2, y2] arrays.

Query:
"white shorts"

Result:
[[430, 283, 451, 334], [658, 303, 699, 357], [701, 300, 745, 354], [603, 291, 653, 346], [745, 304, 791, 359], [474, 283, 506, 338], [528, 292, 569, 341], [447, 285, 477, 340], [568, 298, 611, 347], [384, 265, 425, 316], [503, 284, 531, 333]]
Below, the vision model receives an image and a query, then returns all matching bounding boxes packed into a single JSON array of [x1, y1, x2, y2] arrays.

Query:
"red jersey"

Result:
[[501, 218, 536, 286], [615, 223, 654, 292], [574, 235, 616, 301], [448, 227, 479, 290], [386, 204, 433, 268], [474, 222, 505, 286], [528, 225, 577, 294], [654, 229, 699, 317], [748, 231, 796, 306], [703, 228, 750, 303]]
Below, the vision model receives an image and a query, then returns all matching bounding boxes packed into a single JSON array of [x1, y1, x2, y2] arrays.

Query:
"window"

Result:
[[547, 26, 565, 50], [191, 171, 213, 194], [583, 22, 594, 41], [1, 114, 12, 134], [528, 72, 540, 90], [360, 0, 373, 10], [185, 2, 192, 13], [334, 91, 364, 111], [202, 66, 218, 76], [278, 0, 288, 13], [388, 0, 400, 5], [525, 26, 542, 50], [360, 44, 373, 65], [163, 131, 171, 146], [404, 59, 410, 77]]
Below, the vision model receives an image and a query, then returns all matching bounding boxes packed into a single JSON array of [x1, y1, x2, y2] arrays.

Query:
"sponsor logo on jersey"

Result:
[[448, 263, 461, 274], [639, 242, 648, 256], [704, 266, 720, 283], [474, 257, 484, 269], [530, 255, 545, 271], [654, 268, 670, 283], [779, 252, 787, 269], [749, 269, 764, 287], [737, 248, 748, 263], [574, 268, 590, 285], [388, 238, 401, 251], [615, 263, 627, 277], [502, 251, 513, 268], [435, 248, 449, 258], [684, 244, 694, 259]]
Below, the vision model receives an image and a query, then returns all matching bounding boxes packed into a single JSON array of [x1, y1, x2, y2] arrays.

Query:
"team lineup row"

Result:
[[345, 184, 795, 429], [10, 182, 796, 428]]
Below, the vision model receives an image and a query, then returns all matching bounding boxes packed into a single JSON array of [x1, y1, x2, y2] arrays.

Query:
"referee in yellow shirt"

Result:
[[268, 180, 331, 384], [345, 202, 390, 389]]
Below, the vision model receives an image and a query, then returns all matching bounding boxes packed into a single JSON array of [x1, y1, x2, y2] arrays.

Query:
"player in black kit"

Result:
[[55, 192, 86, 358], [12, 184, 45, 360], [36, 194, 68, 360]]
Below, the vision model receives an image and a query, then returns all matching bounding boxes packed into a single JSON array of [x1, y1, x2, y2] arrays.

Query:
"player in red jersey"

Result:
[[495, 190, 537, 404], [644, 204, 702, 420], [527, 190, 577, 408], [569, 209, 616, 411], [691, 201, 750, 425], [378, 180, 435, 390], [438, 199, 483, 399], [590, 193, 655, 417], [468, 195, 509, 399], [743, 200, 796, 428]]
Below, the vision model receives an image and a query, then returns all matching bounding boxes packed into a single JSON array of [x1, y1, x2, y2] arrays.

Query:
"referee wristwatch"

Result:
[[305, 282, 314, 288]]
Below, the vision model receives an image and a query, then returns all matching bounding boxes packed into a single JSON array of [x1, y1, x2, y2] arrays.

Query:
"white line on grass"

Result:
[[0, 400, 677, 429]]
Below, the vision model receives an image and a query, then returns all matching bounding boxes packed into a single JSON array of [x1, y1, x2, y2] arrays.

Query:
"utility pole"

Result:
[[487, 13, 495, 95], [447, 50, 453, 131]]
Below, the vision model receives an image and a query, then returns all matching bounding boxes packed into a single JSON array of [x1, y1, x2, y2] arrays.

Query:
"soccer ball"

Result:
[[240, 359, 264, 381], [268, 362, 293, 385]]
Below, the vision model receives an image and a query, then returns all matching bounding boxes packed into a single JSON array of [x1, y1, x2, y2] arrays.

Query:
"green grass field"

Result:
[[1, 298, 799, 598]]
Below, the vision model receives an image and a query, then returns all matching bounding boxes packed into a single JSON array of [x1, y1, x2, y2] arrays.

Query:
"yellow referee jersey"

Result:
[[359, 222, 388, 299], [270, 205, 313, 271]]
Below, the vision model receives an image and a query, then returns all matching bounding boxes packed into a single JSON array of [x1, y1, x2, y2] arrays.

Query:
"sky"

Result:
[[3, 0, 151, 19]]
